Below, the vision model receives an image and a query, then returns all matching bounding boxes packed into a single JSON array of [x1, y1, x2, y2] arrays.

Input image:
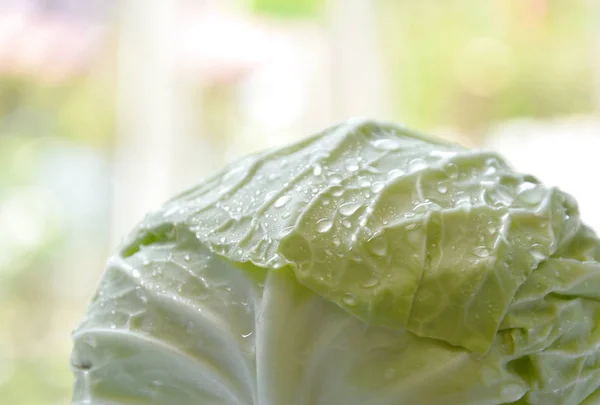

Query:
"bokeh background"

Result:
[[1, 0, 599, 403]]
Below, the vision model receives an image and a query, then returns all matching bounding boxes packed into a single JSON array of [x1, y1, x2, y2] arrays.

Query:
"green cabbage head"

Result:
[[71, 119, 600, 405]]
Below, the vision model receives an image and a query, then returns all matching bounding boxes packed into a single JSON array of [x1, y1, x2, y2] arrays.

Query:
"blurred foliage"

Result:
[[379, 0, 595, 131], [0, 358, 72, 405], [0, 72, 115, 148], [0, 59, 115, 405], [251, 0, 323, 18]]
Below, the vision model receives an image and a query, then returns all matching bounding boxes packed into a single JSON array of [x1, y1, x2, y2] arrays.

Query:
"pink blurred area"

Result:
[[0, 3, 286, 85], [0, 5, 107, 82]]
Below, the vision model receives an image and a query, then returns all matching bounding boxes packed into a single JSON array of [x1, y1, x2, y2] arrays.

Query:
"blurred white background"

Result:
[[0, 0, 598, 403]]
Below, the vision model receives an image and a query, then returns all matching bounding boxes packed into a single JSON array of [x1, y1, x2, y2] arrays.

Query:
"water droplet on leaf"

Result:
[[445, 162, 459, 179], [274, 195, 291, 208], [317, 219, 333, 233], [409, 158, 428, 172], [388, 169, 404, 180], [367, 237, 387, 256], [371, 182, 385, 193], [343, 293, 357, 306], [278, 226, 294, 239], [372, 139, 401, 150], [362, 276, 380, 288], [359, 177, 372, 187], [346, 159, 360, 172], [473, 246, 490, 258], [339, 202, 361, 216], [530, 244, 547, 261]]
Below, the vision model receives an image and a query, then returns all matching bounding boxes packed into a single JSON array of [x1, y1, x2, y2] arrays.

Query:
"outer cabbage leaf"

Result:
[[71, 119, 600, 405]]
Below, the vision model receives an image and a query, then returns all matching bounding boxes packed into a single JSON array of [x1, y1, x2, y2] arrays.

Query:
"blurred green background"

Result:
[[1, 0, 599, 403]]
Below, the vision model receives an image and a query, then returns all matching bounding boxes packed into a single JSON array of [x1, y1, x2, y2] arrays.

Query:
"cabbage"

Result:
[[71, 119, 600, 404]]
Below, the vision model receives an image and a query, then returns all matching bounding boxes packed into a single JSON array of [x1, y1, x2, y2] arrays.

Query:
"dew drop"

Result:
[[274, 195, 292, 208], [530, 244, 547, 261], [268, 173, 279, 181], [342, 293, 358, 306], [267, 254, 285, 267], [388, 169, 404, 180], [317, 219, 333, 233], [436, 181, 448, 194], [342, 219, 352, 229], [183, 254, 191, 262], [313, 164, 323, 176], [150, 380, 163, 388], [430, 150, 458, 159], [372, 138, 401, 151], [340, 202, 361, 216], [264, 190, 278, 203], [371, 182, 385, 193], [493, 186, 514, 207], [520, 187, 546, 205], [332, 188, 344, 197], [500, 384, 524, 403], [330, 175, 342, 185], [132, 269, 141, 278], [473, 246, 490, 258], [518, 181, 536, 193], [362, 276, 380, 288], [445, 162, 459, 179], [332, 237, 341, 247], [278, 226, 294, 239], [358, 216, 368, 226], [455, 195, 472, 208], [359, 177, 372, 187], [346, 159, 360, 172], [367, 237, 387, 256], [484, 166, 497, 176], [409, 158, 428, 172]]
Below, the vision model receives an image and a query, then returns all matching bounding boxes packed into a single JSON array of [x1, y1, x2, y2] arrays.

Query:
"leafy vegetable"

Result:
[[71, 118, 600, 404]]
